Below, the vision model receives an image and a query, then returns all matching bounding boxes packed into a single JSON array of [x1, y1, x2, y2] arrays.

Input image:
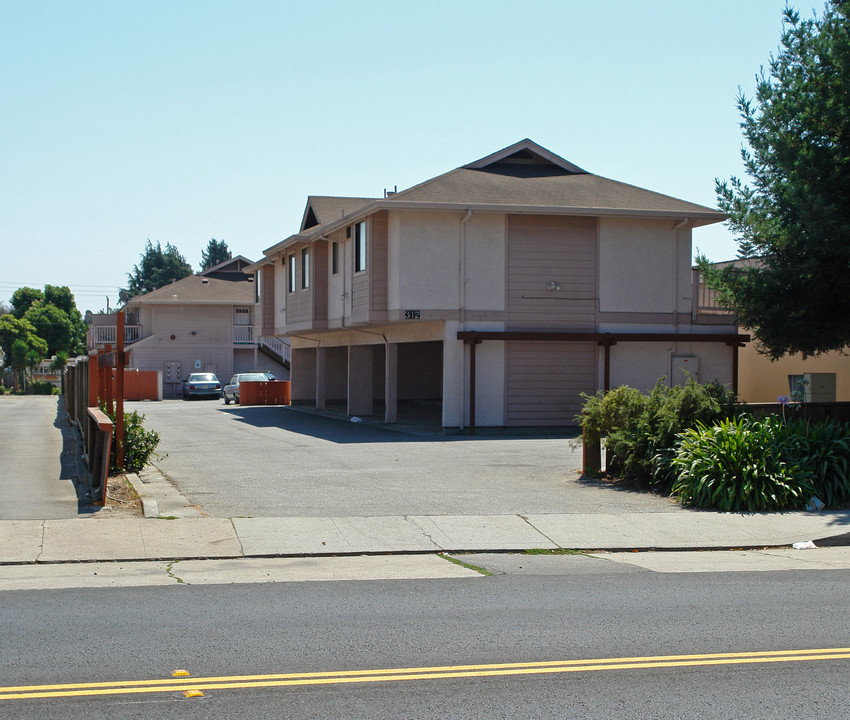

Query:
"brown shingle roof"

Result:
[[301, 196, 377, 230], [386, 166, 718, 215], [128, 275, 254, 305]]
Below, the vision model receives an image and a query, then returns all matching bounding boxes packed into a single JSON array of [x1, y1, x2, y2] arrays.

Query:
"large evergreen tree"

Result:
[[200, 238, 232, 271], [123, 240, 193, 298], [702, 1, 850, 358]]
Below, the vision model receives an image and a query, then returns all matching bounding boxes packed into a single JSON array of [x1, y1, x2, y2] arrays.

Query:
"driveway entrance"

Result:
[[130, 400, 677, 519]]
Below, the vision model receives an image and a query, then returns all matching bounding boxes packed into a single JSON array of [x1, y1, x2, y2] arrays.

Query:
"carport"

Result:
[[291, 340, 443, 425]]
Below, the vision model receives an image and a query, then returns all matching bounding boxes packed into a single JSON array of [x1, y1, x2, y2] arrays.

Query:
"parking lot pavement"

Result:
[[128, 400, 679, 519]]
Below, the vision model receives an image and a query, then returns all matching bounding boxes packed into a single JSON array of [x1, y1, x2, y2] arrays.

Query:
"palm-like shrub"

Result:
[[780, 418, 850, 508], [671, 416, 814, 512]]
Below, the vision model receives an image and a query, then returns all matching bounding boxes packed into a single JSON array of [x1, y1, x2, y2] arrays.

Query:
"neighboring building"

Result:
[[695, 261, 849, 404], [251, 139, 745, 429], [89, 257, 289, 397]]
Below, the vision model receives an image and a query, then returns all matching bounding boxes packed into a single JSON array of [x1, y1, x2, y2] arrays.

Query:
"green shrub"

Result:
[[778, 418, 850, 508], [30, 381, 58, 395], [105, 409, 161, 473], [579, 379, 738, 486], [671, 415, 814, 511]]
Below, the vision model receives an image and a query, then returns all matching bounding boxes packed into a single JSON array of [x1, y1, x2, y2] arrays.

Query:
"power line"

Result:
[[0, 281, 121, 290]]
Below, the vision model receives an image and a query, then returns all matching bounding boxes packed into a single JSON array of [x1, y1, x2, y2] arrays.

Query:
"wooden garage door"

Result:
[[506, 341, 596, 426]]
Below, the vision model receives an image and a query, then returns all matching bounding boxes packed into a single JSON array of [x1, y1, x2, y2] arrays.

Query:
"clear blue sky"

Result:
[[1, 0, 793, 312]]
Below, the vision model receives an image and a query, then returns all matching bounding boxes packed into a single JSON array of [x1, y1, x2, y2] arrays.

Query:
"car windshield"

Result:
[[239, 373, 269, 382], [188, 374, 217, 382]]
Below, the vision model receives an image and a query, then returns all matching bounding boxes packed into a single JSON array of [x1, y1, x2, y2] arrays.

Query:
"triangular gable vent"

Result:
[[464, 139, 587, 178], [301, 205, 320, 231]]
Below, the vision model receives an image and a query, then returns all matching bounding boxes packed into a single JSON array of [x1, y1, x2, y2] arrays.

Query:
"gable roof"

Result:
[[386, 138, 717, 215], [200, 255, 254, 276], [262, 139, 725, 257], [126, 274, 254, 305], [300, 196, 377, 231]]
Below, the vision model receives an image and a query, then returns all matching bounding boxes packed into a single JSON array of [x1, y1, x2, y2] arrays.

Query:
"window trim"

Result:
[[288, 253, 296, 294], [331, 241, 339, 275], [354, 221, 367, 273], [301, 247, 310, 289]]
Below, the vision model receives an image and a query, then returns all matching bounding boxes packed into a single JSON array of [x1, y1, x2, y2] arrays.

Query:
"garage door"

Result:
[[506, 341, 596, 426]]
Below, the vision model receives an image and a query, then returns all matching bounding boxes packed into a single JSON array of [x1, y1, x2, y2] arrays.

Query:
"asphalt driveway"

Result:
[[0, 395, 90, 519], [130, 400, 678, 518]]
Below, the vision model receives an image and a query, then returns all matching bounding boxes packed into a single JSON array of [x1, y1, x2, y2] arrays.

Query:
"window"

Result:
[[331, 242, 339, 275], [354, 221, 367, 273], [288, 254, 295, 293], [301, 247, 310, 289]]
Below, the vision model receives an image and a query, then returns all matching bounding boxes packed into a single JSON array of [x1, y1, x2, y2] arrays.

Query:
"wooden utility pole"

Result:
[[116, 310, 125, 470]]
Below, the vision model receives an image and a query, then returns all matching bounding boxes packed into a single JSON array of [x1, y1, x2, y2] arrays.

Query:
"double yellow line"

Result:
[[3, 648, 849, 701]]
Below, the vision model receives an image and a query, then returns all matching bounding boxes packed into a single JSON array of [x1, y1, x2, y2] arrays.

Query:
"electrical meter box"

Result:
[[165, 361, 182, 383], [672, 356, 699, 385]]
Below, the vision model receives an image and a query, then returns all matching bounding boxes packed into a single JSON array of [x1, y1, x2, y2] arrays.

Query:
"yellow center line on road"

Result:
[[2, 647, 849, 701]]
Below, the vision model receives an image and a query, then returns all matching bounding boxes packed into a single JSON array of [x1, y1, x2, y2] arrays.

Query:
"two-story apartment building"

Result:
[[251, 139, 746, 429], [90, 257, 289, 397]]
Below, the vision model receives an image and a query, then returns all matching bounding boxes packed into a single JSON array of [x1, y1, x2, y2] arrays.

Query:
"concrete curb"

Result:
[[125, 473, 159, 518]]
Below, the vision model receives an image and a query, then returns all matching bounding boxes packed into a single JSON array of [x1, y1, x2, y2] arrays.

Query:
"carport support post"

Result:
[[348, 345, 373, 417], [316, 347, 327, 410], [384, 342, 397, 423], [467, 339, 481, 435]]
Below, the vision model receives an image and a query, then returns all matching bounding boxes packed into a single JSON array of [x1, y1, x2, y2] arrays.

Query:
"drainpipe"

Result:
[[459, 210, 472, 430], [672, 218, 689, 333]]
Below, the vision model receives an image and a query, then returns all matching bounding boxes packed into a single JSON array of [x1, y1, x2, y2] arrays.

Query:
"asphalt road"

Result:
[[130, 399, 678, 518], [0, 396, 87, 519], [2, 560, 848, 718]]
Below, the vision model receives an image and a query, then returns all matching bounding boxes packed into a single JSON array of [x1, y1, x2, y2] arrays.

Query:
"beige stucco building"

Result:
[[251, 140, 745, 429], [89, 258, 289, 397]]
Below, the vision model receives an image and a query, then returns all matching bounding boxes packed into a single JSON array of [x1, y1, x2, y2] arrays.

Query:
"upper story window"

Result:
[[288, 254, 296, 293], [354, 221, 367, 273], [331, 242, 339, 275], [301, 247, 310, 289]]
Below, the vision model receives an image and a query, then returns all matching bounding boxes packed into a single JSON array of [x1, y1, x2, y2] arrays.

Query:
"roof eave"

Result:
[[261, 200, 724, 257]]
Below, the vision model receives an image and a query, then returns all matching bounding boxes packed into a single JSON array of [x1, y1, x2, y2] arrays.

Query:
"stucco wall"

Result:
[[599, 218, 681, 313], [463, 213, 505, 311], [738, 343, 850, 402], [274, 260, 287, 331], [604, 340, 733, 394], [464, 328, 506, 427]]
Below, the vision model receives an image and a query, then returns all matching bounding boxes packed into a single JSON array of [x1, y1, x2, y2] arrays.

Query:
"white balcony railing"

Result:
[[233, 325, 254, 343], [92, 325, 142, 345]]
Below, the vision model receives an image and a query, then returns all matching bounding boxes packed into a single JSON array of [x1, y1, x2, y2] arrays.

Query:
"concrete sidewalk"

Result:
[[2, 510, 848, 564]]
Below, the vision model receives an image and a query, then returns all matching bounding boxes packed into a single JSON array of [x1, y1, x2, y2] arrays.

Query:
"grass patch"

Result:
[[438, 553, 493, 576], [158, 515, 179, 520], [523, 548, 585, 556], [165, 560, 185, 584]]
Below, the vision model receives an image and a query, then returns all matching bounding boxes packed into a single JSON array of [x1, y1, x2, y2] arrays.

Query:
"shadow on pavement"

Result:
[[54, 398, 97, 515], [218, 404, 581, 445]]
